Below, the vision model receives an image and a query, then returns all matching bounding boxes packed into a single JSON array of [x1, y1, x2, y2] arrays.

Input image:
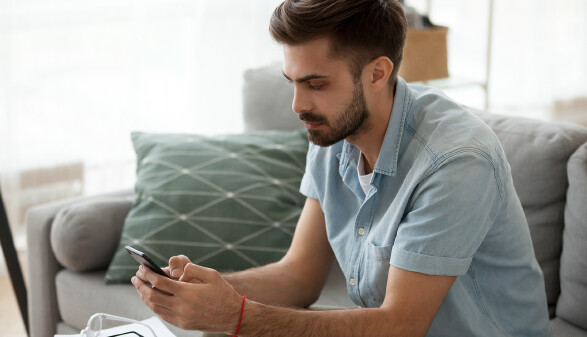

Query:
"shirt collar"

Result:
[[339, 77, 410, 177]]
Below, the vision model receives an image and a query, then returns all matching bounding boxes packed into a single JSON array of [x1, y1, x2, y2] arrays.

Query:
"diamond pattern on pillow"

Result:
[[105, 129, 308, 283]]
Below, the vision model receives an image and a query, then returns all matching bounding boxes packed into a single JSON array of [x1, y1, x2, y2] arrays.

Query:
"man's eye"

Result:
[[308, 84, 322, 90]]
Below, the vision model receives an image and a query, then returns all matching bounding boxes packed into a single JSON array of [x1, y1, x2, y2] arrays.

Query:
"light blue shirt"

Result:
[[300, 78, 553, 336]]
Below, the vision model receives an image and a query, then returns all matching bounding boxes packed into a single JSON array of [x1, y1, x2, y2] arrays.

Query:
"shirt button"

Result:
[[358, 227, 365, 236], [349, 277, 356, 286]]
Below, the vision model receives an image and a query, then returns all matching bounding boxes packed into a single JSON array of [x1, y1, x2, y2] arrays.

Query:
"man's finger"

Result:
[[178, 263, 218, 284], [169, 255, 191, 279], [132, 276, 178, 312], [137, 265, 178, 295]]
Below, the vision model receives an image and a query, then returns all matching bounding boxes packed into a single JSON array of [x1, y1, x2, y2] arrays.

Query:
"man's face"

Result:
[[283, 38, 371, 147]]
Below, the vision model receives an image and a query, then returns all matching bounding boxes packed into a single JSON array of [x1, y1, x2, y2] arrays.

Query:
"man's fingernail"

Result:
[[172, 269, 181, 278]]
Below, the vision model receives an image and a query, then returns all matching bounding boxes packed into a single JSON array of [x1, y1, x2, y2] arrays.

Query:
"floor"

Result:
[[1, 231, 29, 337], [0, 275, 28, 337]]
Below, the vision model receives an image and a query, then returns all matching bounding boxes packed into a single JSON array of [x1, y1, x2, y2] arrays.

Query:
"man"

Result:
[[132, 0, 553, 336]]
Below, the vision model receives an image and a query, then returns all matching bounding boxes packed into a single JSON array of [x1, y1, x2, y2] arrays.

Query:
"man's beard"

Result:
[[298, 83, 370, 147]]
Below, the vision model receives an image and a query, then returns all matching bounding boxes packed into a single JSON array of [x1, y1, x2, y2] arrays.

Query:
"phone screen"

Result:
[[125, 246, 173, 296], [125, 246, 171, 279]]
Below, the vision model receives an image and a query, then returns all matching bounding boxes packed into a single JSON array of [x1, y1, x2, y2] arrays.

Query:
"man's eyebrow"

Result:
[[282, 72, 329, 83]]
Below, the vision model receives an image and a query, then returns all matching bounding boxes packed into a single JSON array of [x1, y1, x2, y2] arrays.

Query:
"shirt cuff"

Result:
[[299, 172, 319, 200], [390, 246, 472, 276]]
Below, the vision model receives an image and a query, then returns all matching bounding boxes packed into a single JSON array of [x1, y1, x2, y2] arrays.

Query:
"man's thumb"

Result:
[[179, 263, 216, 284]]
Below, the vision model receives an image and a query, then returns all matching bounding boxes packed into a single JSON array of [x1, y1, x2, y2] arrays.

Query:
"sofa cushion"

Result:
[[242, 63, 297, 132], [51, 197, 134, 271], [105, 130, 308, 283], [55, 270, 200, 337], [557, 143, 587, 329], [472, 109, 587, 313], [550, 317, 587, 337]]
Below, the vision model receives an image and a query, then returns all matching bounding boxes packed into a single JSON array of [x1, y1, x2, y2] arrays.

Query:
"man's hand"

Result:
[[132, 263, 243, 334], [161, 255, 192, 280]]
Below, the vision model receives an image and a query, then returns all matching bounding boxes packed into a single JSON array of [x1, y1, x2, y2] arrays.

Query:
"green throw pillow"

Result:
[[105, 129, 308, 284]]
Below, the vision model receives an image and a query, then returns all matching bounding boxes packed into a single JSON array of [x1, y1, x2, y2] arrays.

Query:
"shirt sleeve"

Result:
[[389, 152, 504, 276], [299, 142, 319, 200]]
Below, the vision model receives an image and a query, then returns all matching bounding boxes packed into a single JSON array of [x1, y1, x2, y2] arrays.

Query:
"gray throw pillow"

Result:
[[557, 142, 587, 329], [51, 198, 134, 272], [105, 129, 308, 283]]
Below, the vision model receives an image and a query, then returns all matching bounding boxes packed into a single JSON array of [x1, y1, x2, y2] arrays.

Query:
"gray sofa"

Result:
[[27, 64, 587, 337]]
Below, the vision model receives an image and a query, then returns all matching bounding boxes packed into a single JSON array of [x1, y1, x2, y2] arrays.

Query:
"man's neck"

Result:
[[347, 84, 395, 175]]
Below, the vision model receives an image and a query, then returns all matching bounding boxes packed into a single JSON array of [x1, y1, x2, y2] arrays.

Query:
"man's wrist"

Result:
[[231, 296, 246, 336], [235, 298, 268, 336], [234, 299, 314, 337]]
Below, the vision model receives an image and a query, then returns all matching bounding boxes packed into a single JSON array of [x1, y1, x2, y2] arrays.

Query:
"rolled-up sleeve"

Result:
[[299, 143, 319, 200], [390, 152, 504, 276]]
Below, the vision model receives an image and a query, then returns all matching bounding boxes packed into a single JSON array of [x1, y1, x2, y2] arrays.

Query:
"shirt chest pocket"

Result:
[[362, 241, 393, 306]]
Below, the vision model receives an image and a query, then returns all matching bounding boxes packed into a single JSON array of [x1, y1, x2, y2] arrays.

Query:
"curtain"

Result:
[[0, 0, 284, 231]]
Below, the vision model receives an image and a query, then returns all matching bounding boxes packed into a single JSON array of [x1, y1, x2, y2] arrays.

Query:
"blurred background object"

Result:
[[399, 25, 450, 83]]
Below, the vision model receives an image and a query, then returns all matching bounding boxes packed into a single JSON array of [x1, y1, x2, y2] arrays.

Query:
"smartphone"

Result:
[[125, 246, 171, 279]]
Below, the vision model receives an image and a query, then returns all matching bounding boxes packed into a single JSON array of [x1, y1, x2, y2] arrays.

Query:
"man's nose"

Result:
[[291, 89, 312, 114]]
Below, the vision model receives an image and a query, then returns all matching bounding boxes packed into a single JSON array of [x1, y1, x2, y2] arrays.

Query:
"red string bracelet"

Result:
[[233, 295, 246, 337]]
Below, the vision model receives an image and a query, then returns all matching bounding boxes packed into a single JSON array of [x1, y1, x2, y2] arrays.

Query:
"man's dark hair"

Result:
[[270, 0, 407, 86]]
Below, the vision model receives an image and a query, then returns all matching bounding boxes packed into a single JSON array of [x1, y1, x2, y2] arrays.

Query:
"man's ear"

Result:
[[366, 56, 394, 91]]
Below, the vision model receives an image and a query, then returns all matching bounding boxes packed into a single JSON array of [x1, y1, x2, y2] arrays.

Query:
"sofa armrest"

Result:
[[26, 189, 134, 337]]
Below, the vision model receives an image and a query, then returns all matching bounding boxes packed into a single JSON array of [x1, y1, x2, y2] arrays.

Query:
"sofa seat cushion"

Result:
[[55, 270, 201, 337], [472, 109, 587, 312], [55, 322, 80, 335], [550, 317, 587, 337]]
